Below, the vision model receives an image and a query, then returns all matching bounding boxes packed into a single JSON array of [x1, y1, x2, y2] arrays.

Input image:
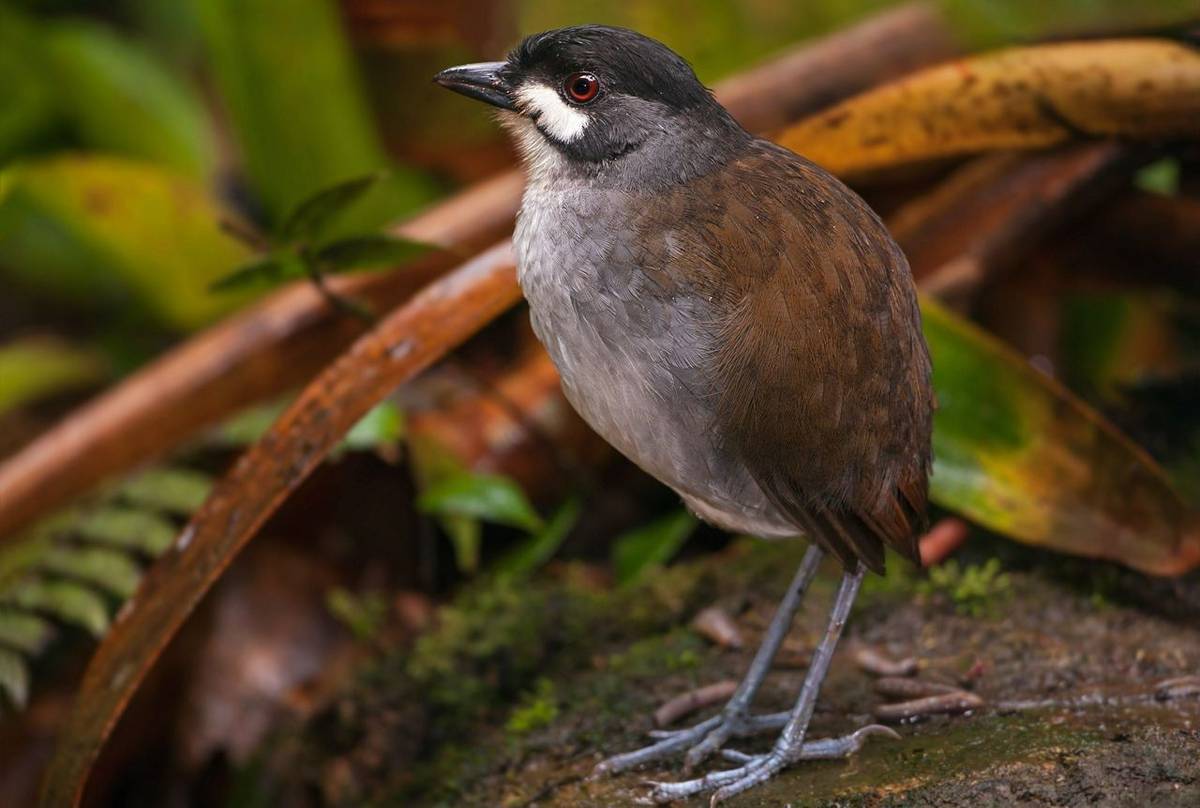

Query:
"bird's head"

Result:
[[435, 25, 744, 179]]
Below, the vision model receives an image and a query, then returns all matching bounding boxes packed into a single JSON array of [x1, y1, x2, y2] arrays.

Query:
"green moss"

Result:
[[857, 548, 922, 603], [918, 558, 1012, 617], [505, 678, 559, 735], [325, 587, 388, 641]]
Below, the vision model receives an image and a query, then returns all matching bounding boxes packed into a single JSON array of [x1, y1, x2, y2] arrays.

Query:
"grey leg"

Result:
[[593, 545, 824, 776], [682, 543, 825, 768], [647, 563, 874, 805]]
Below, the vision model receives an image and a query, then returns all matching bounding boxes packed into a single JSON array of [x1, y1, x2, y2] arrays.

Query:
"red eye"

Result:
[[564, 72, 599, 103]]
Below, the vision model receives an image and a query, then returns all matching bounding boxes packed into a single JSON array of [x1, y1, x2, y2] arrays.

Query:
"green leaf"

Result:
[[612, 510, 698, 586], [313, 233, 436, 274], [209, 253, 305, 292], [42, 547, 142, 599], [1134, 158, 1180, 197], [417, 472, 545, 533], [115, 468, 213, 517], [0, 8, 57, 164], [923, 295, 1200, 576], [0, 646, 30, 708], [0, 337, 105, 417], [444, 515, 482, 574], [213, 399, 403, 454], [494, 497, 582, 580], [325, 587, 387, 641], [341, 401, 406, 452], [0, 611, 55, 655], [0, 156, 255, 329], [44, 20, 214, 178], [1058, 292, 1186, 400], [280, 174, 381, 243], [207, 400, 289, 446], [0, 526, 54, 583], [4, 579, 110, 637], [192, 0, 437, 225], [72, 507, 177, 556]]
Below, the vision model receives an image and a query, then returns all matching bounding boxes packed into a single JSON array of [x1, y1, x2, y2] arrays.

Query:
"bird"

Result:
[[435, 25, 934, 805]]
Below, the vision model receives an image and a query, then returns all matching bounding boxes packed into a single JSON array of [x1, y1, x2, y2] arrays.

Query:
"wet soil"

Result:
[[270, 539, 1200, 807]]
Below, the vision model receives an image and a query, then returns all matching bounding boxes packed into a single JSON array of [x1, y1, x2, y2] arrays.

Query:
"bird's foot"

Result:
[[593, 707, 785, 777], [645, 724, 899, 805]]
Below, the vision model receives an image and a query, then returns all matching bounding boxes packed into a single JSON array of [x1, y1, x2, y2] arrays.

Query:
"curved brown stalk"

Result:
[[0, 2, 957, 546], [40, 241, 520, 807]]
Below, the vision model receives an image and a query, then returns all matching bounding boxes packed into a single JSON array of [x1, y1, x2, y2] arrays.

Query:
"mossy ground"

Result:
[[264, 539, 1200, 807]]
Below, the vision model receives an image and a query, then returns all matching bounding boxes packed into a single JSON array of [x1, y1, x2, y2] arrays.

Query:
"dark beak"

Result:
[[433, 61, 514, 111]]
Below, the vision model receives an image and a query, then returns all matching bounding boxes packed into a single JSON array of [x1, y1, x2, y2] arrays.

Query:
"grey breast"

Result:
[[514, 182, 796, 539]]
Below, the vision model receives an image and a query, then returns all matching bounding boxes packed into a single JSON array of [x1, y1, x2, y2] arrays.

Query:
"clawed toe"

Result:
[[595, 706, 785, 778], [640, 724, 901, 802], [648, 752, 778, 803], [592, 715, 720, 777]]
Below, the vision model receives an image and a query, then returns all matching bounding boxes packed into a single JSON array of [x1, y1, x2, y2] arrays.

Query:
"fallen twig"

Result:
[[1155, 675, 1200, 701], [653, 681, 739, 727], [853, 645, 919, 678], [690, 607, 744, 650], [874, 691, 985, 722], [874, 677, 960, 700]]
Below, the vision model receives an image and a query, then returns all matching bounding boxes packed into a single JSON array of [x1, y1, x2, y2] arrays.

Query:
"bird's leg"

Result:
[[648, 563, 891, 805], [593, 545, 824, 776]]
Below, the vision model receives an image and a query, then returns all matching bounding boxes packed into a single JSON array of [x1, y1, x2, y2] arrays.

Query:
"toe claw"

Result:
[[852, 723, 902, 745]]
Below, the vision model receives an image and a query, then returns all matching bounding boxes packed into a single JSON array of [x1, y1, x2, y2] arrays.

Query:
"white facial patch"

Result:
[[514, 82, 590, 143]]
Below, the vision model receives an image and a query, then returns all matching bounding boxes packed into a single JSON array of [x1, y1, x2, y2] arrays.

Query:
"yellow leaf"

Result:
[[780, 39, 1200, 178]]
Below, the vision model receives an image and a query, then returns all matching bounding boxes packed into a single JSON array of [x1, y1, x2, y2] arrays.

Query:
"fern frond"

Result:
[[0, 465, 213, 714]]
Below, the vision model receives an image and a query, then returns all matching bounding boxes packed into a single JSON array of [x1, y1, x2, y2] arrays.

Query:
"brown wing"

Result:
[[684, 141, 934, 572]]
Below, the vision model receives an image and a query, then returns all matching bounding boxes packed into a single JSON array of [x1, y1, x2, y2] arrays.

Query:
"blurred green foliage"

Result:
[[0, 156, 254, 328], [210, 173, 436, 320], [191, 0, 439, 230], [0, 0, 441, 338], [326, 586, 389, 641], [612, 509, 698, 586], [418, 470, 547, 572], [42, 20, 215, 177], [0, 337, 105, 416], [0, 6, 212, 173]]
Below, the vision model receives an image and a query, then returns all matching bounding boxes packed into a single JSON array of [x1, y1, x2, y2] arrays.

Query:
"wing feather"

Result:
[[682, 142, 934, 571]]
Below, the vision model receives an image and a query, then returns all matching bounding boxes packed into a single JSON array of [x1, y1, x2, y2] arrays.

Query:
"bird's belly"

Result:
[[522, 271, 695, 490], [515, 201, 796, 538]]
